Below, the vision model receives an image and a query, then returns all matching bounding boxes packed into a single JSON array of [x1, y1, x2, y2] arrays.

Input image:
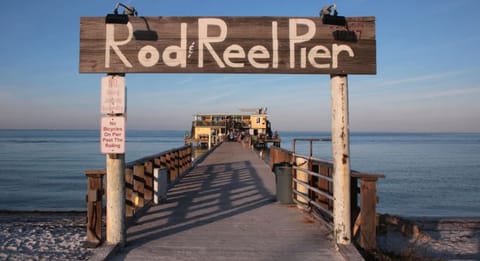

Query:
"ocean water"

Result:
[[0, 130, 186, 211], [0, 130, 479, 218]]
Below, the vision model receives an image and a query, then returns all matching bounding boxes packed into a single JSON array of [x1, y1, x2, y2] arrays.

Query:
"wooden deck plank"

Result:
[[110, 142, 351, 261]]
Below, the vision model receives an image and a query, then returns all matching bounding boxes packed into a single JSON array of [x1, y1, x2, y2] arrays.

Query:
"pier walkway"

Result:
[[109, 142, 359, 260]]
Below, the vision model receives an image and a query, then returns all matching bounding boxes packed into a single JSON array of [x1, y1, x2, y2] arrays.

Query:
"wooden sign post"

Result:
[[80, 15, 376, 246], [100, 75, 126, 246], [331, 75, 351, 244]]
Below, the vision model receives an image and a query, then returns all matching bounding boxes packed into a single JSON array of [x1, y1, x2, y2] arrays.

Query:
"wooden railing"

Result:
[[84, 145, 193, 247], [270, 145, 384, 250]]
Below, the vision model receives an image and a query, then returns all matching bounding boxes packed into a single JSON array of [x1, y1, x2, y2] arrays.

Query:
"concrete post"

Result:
[[330, 74, 351, 245], [106, 154, 126, 246]]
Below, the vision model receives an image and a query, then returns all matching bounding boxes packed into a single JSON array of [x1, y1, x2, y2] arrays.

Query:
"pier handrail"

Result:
[[84, 145, 193, 247], [270, 143, 384, 251], [126, 145, 191, 167]]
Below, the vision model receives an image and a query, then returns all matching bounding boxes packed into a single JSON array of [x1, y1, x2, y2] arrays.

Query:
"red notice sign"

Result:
[[101, 116, 126, 154]]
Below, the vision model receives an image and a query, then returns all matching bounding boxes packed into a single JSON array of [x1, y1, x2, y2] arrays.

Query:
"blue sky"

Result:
[[0, 0, 479, 132]]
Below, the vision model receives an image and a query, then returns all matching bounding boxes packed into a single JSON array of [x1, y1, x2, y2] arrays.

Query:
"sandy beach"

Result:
[[0, 211, 93, 261], [1, 210, 479, 260]]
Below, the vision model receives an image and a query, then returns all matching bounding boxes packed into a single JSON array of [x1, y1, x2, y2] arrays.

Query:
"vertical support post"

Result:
[[125, 167, 135, 217], [85, 170, 105, 247], [176, 150, 180, 178], [133, 164, 145, 208], [144, 161, 154, 201], [208, 134, 212, 150], [317, 165, 330, 211], [106, 154, 126, 246], [360, 178, 378, 250], [295, 156, 309, 204], [331, 74, 351, 245], [102, 73, 127, 247]]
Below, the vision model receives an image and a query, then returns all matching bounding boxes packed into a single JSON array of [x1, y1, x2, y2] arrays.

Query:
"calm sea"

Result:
[[0, 130, 479, 218]]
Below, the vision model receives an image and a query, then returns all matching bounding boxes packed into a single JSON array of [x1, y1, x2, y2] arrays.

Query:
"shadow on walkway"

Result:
[[127, 160, 275, 245]]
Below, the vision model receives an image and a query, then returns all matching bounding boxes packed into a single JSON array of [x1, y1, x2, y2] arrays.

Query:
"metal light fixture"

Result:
[[105, 3, 138, 24], [320, 3, 356, 41], [134, 17, 159, 41], [320, 3, 347, 26]]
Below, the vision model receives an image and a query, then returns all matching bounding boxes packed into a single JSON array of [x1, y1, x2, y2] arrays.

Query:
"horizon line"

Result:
[[0, 128, 479, 135]]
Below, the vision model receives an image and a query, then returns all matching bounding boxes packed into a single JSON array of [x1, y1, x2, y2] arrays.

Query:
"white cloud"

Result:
[[377, 71, 462, 87], [422, 87, 480, 99]]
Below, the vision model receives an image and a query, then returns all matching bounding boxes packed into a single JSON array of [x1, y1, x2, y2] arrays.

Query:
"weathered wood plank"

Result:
[[79, 16, 376, 74]]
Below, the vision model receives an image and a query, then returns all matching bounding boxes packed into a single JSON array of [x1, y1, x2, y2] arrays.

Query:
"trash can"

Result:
[[274, 163, 293, 204]]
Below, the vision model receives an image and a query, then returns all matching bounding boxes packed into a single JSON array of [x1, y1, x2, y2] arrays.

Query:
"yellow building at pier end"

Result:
[[184, 108, 278, 147]]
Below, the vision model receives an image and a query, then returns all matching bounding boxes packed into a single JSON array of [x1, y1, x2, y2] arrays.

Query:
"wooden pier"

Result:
[[104, 142, 361, 260]]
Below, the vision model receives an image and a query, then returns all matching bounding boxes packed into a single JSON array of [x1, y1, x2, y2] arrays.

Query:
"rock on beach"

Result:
[[0, 211, 93, 261], [376, 214, 480, 260]]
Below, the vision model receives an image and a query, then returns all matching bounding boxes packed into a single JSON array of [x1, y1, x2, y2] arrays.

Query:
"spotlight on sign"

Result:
[[320, 3, 347, 26], [134, 17, 159, 41], [106, 3, 138, 24]]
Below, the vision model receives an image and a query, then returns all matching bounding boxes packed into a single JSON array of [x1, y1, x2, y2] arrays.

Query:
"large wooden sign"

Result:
[[80, 16, 376, 74]]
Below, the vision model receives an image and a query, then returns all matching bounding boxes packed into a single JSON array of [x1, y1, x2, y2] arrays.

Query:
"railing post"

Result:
[[185, 146, 191, 170], [359, 177, 379, 250], [350, 176, 360, 228], [186, 146, 191, 169], [160, 154, 169, 183], [85, 170, 105, 247], [295, 156, 309, 205], [178, 148, 183, 174], [125, 167, 135, 217], [176, 150, 180, 178], [269, 147, 292, 172], [351, 173, 384, 250], [189, 146, 193, 168], [269, 146, 276, 171], [168, 151, 174, 181], [317, 165, 331, 212], [144, 161, 154, 202], [307, 160, 315, 203], [180, 148, 186, 174], [133, 164, 145, 208]]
